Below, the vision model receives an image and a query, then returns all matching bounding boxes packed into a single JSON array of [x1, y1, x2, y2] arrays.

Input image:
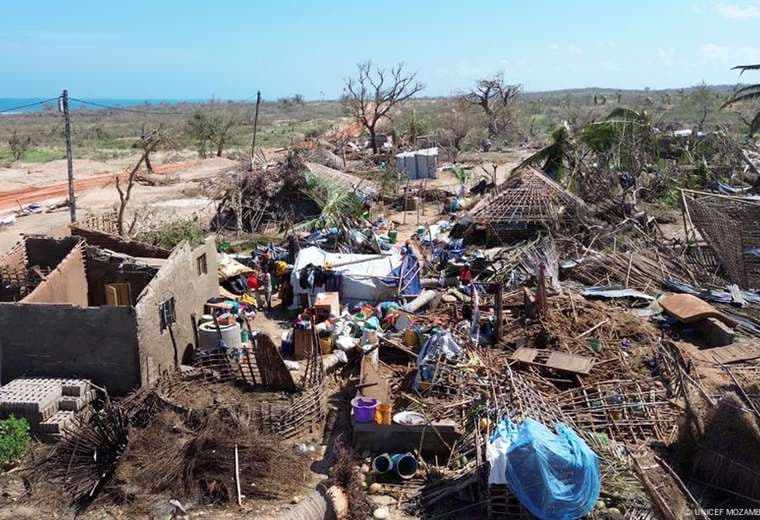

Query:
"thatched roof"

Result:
[[304, 162, 378, 197], [470, 167, 585, 227]]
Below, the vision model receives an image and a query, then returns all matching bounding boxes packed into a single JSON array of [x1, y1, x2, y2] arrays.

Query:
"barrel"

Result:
[[197, 321, 242, 351]]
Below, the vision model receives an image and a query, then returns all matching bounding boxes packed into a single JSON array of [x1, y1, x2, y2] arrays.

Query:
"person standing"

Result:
[[263, 270, 273, 310]]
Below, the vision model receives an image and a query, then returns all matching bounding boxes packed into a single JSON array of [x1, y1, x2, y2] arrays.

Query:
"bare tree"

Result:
[[343, 61, 424, 154], [437, 98, 478, 161], [116, 132, 162, 236], [465, 73, 521, 140], [8, 130, 32, 161]]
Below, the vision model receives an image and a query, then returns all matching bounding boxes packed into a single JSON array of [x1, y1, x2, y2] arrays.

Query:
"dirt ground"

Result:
[[0, 156, 234, 252]]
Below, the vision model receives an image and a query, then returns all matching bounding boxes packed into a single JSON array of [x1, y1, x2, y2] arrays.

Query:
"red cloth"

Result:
[[460, 269, 472, 283], [247, 274, 261, 290]]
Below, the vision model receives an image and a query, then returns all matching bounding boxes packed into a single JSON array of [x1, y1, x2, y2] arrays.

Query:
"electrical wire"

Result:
[[0, 97, 59, 114], [69, 98, 189, 116], [70, 97, 260, 117]]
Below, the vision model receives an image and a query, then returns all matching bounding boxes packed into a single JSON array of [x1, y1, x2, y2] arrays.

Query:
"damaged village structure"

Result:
[[3, 98, 760, 520]]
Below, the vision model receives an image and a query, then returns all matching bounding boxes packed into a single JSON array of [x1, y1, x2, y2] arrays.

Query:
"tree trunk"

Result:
[[144, 152, 153, 174], [216, 138, 225, 157], [369, 126, 378, 154]]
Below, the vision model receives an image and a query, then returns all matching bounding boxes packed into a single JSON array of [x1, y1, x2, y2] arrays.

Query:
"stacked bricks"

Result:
[[0, 378, 94, 442]]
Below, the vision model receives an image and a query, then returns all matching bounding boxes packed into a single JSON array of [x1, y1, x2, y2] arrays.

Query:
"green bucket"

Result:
[[388, 230, 398, 243]]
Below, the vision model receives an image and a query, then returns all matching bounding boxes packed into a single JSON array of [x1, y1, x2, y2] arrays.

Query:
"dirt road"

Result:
[[0, 158, 233, 253], [0, 161, 196, 210]]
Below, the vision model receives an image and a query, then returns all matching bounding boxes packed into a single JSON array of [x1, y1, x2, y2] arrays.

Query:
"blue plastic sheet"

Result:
[[381, 251, 421, 297], [491, 418, 601, 520]]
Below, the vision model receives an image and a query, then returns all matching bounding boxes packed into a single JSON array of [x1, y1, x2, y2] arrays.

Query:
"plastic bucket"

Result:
[[388, 230, 398, 244], [372, 453, 393, 474], [390, 452, 417, 479], [375, 403, 392, 425], [351, 397, 379, 423]]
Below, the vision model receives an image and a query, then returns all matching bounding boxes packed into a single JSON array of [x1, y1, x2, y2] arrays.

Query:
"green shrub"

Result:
[[136, 217, 205, 250], [0, 416, 30, 467]]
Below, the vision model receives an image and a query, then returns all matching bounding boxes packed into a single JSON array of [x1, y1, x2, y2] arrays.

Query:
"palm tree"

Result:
[[722, 64, 760, 137]]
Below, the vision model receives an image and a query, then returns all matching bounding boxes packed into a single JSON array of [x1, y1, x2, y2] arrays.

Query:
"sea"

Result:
[[0, 98, 225, 115]]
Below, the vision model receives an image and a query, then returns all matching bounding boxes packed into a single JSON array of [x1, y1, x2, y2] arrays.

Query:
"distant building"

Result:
[[0, 227, 218, 394]]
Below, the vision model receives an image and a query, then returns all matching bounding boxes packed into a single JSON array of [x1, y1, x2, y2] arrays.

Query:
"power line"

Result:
[[0, 97, 59, 114], [70, 97, 261, 117], [69, 98, 190, 116]]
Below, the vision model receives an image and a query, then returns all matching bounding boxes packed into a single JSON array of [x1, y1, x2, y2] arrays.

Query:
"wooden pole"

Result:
[[250, 91, 261, 161], [61, 90, 75, 223], [494, 282, 503, 342], [234, 444, 242, 506]]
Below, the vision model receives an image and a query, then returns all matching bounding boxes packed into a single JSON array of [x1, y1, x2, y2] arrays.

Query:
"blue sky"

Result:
[[2, 0, 759, 99]]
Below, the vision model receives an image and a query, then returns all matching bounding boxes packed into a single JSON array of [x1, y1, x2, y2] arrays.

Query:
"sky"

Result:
[[2, 0, 759, 100]]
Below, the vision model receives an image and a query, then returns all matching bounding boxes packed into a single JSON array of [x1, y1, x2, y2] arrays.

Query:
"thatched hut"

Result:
[[469, 167, 587, 244]]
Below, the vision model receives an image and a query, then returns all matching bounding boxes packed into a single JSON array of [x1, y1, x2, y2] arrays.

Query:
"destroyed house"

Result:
[[469, 167, 586, 243], [0, 230, 218, 395]]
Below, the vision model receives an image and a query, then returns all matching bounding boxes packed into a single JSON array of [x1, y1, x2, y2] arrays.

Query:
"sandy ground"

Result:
[[0, 157, 235, 253]]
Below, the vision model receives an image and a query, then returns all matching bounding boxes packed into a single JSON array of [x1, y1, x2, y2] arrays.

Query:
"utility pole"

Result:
[[249, 91, 261, 163], [60, 90, 76, 223], [239, 91, 261, 239]]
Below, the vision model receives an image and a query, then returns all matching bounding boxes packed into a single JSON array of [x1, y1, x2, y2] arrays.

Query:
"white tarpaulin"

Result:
[[291, 246, 402, 303]]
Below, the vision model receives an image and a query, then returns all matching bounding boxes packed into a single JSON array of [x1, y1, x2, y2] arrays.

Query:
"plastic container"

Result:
[[375, 403, 392, 425], [390, 452, 418, 479], [403, 328, 418, 347], [372, 453, 393, 474], [388, 230, 398, 244], [351, 397, 379, 424], [319, 335, 333, 355]]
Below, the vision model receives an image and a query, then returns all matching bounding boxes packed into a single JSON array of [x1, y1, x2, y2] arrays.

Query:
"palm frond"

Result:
[[722, 85, 760, 108], [731, 63, 760, 76]]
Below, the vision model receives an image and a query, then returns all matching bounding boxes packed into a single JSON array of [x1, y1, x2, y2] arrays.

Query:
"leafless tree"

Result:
[[465, 73, 521, 140], [116, 131, 162, 236], [343, 61, 424, 154]]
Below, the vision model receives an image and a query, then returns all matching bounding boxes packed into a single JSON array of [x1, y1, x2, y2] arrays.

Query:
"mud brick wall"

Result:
[[22, 242, 88, 306], [135, 237, 218, 386]]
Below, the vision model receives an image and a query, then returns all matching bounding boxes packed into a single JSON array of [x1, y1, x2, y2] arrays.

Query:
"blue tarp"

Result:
[[381, 251, 421, 297], [489, 418, 601, 520]]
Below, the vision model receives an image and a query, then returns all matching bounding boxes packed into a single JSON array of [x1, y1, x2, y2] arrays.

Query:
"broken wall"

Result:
[[135, 237, 218, 385], [24, 236, 81, 269], [0, 242, 28, 302], [71, 226, 171, 259], [84, 248, 157, 306], [22, 242, 88, 306], [0, 303, 140, 394]]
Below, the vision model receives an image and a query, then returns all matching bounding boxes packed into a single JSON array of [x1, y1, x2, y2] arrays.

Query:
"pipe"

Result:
[[402, 290, 438, 313], [421, 276, 458, 288], [390, 452, 418, 480], [372, 453, 393, 474]]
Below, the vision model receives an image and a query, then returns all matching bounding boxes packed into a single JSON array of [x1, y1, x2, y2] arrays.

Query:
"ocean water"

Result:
[[0, 97, 213, 115]]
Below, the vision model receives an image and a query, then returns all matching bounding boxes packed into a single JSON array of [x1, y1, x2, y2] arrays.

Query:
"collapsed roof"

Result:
[[469, 167, 587, 230]]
